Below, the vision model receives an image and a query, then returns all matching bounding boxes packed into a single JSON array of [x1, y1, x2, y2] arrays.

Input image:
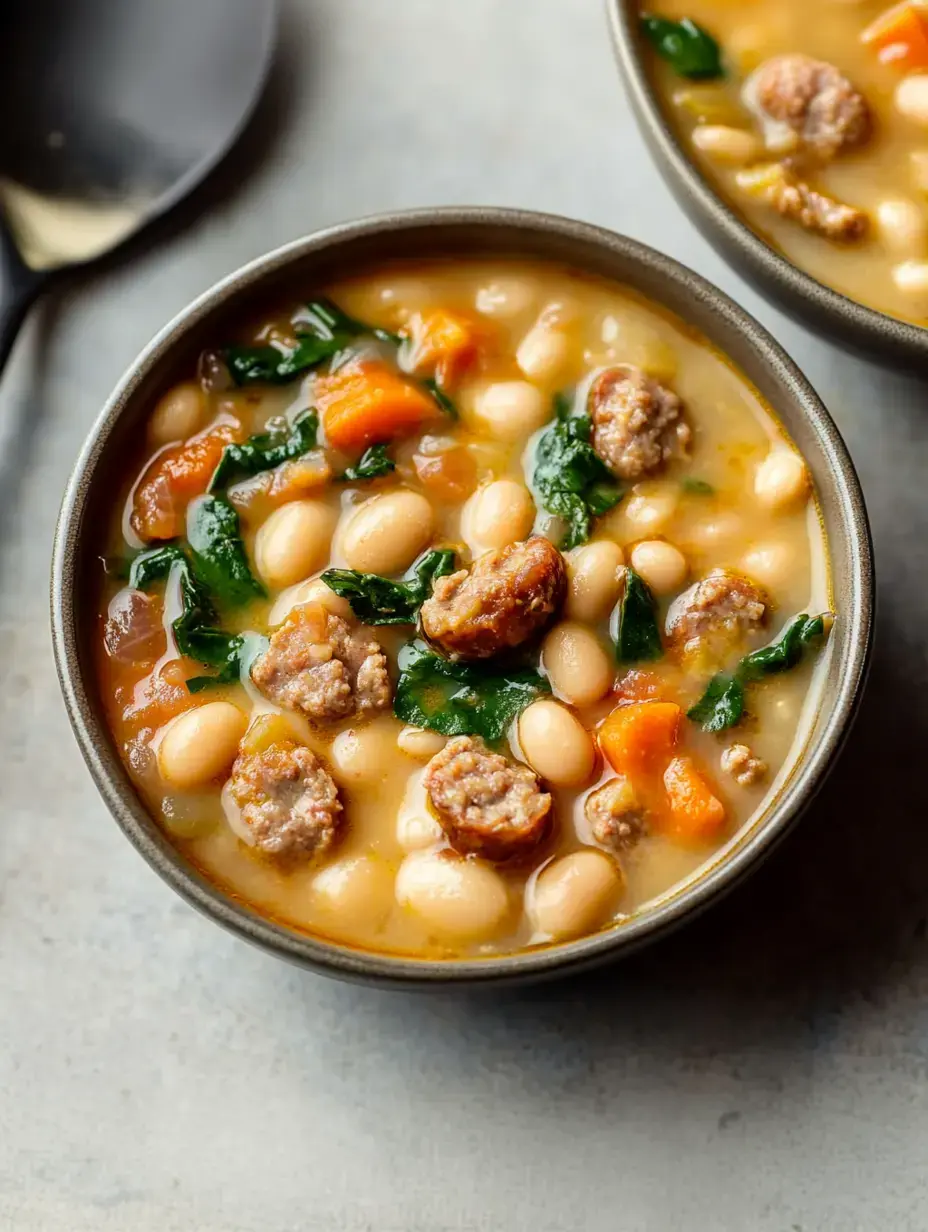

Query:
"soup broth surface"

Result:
[[96, 258, 831, 959], [645, 0, 928, 324]]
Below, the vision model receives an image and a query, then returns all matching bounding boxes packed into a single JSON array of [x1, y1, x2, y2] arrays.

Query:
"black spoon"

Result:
[[0, 0, 277, 375]]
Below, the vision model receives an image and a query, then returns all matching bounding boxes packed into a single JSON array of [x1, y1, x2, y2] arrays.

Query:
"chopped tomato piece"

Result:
[[131, 422, 240, 542], [316, 360, 439, 451], [862, 2, 928, 70], [662, 756, 726, 843]]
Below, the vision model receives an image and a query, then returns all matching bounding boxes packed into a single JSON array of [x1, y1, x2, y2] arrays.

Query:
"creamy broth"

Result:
[[644, 0, 928, 324], [95, 259, 831, 959]]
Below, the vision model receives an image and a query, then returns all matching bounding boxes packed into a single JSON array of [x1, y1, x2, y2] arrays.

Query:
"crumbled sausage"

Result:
[[588, 365, 690, 482], [666, 569, 766, 659], [423, 735, 552, 862], [251, 603, 391, 721], [746, 54, 871, 162], [736, 164, 867, 242], [420, 536, 566, 660], [585, 776, 647, 852], [228, 740, 343, 859], [720, 743, 768, 788]]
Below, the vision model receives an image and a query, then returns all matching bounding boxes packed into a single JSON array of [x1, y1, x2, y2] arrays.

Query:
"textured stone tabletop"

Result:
[[1, 2, 925, 1229]]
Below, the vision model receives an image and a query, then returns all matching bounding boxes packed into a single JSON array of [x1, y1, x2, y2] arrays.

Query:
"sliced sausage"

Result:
[[665, 569, 766, 660], [420, 536, 566, 661], [423, 735, 552, 862], [251, 602, 391, 721], [228, 740, 343, 859], [585, 776, 647, 852], [720, 742, 768, 788], [745, 54, 871, 162], [588, 365, 690, 482]]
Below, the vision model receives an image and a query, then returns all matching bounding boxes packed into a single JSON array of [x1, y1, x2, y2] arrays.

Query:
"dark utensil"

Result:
[[0, 0, 277, 374]]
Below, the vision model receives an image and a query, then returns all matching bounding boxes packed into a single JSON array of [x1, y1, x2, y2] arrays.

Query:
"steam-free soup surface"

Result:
[[96, 258, 831, 959], [644, 0, 928, 324]]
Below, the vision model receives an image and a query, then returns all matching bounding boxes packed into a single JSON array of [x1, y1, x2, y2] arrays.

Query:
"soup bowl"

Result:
[[51, 207, 873, 987], [607, 0, 928, 368]]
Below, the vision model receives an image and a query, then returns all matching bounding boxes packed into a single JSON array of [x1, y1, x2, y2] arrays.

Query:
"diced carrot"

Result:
[[403, 308, 482, 386], [862, 2, 928, 70], [599, 701, 682, 776], [662, 756, 726, 843], [131, 422, 240, 542], [316, 360, 439, 451]]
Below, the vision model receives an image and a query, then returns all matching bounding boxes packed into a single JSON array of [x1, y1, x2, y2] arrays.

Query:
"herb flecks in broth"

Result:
[[394, 641, 551, 743], [532, 394, 623, 549], [688, 612, 830, 732], [322, 549, 457, 626]]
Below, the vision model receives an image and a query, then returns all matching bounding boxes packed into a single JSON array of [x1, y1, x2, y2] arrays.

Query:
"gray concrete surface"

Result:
[[1, 2, 925, 1228]]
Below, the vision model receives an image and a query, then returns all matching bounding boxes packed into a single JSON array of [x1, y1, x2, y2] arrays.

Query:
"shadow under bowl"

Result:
[[607, 0, 928, 369], [51, 206, 874, 988]]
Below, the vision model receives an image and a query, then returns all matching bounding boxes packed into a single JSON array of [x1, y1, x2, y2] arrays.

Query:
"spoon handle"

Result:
[[0, 223, 44, 378]]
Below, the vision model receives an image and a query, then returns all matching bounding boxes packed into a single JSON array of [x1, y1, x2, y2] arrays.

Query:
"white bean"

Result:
[[529, 850, 624, 940], [395, 852, 510, 941], [740, 541, 793, 591], [516, 322, 570, 382], [896, 74, 928, 127], [691, 124, 761, 164], [892, 259, 928, 303], [267, 576, 353, 626], [341, 490, 434, 574], [518, 699, 595, 787], [629, 540, 688, 595], [461, 479, 535, 554], [330, 719, 397, 785], [621, 482, 680, 537], [255, 500, 335, 590], [312, 856, 394, 928], [565, 541, 625, 621], [685, 512, 744, 550], [876, 198, 928, 257], [158, 702, 247, 790], [542, 622, 613, 707], [471, 380, 549, 441], [474, 277, 537, 320], [148, 382, 204, 446], [754, 450, 810, 512], [397, 725, 448, 759]]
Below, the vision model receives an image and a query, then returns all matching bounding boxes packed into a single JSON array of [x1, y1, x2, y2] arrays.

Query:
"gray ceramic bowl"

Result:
[[51, 207, 873, 988], [608, 0, 928, 368]]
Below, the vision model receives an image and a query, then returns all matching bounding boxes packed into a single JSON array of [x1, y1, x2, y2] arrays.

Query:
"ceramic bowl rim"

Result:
[[606, 0, 928, 363], [50, 206, 874, 987]]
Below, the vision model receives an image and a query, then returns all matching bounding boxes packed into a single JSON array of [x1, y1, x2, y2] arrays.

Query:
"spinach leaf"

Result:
[[532, 402, 623, 550], [422, 377, 459, 420], [394, 641, 551, 742], [687, 614, 830, 732], [186, 495, 265, 607], [640, 15, 724, 80], [128, 543, 186, 590], [321, 549, 456, 625], [224, 297, 391, 386], [209, 410, 318, 492], [682, 477, 715, 496], [615, 567, 663, 663], [338, 443, 396, 482], [131, 548, 260, 692]]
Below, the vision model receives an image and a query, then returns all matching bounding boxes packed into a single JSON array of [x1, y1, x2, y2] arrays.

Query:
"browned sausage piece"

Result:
[[420, 536, 566, 661], [229, 740, 343, 859], [251, 602, 391, 721], [423, 735, 552, 862], [585, 776, 647, 852], [665, 569, 767, 661], [720, 743, 768, 788], [588, 365, 690, 482], [746, 54, 871, 162], [736, 164, 867, 242]]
